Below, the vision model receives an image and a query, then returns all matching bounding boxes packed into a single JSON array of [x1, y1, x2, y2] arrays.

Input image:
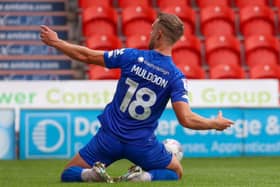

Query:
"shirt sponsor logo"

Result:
[[137, 56, 169, 75]]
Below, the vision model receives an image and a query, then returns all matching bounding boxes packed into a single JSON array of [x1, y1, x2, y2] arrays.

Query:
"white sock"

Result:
[[130, 171, 152, 182], [141, 171, 152, 181], [81, 169, 101, 182]]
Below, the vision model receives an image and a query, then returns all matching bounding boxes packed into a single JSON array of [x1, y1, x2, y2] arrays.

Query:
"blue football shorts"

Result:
[[79, 127, 172, 171]]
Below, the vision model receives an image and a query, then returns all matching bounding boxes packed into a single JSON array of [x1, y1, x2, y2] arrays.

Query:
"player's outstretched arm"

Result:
[[40, 25, 105, 66], [172, 101, 234, 131]]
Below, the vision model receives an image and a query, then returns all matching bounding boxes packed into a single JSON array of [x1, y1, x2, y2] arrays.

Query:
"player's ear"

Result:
[[156, 30, 163, 40]]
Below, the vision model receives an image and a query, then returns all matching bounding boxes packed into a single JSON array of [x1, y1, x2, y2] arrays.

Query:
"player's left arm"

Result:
[[40, 25, 105, 66], [170, 77, 233, 131], [172, 101, 233, 130]]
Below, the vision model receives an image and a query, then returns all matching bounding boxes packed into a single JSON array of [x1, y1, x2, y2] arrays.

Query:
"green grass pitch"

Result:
[[0, 157, 279, 187]]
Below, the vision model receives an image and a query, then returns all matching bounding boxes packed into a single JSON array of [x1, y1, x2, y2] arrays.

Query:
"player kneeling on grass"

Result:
[[40, 12, 234, 183]]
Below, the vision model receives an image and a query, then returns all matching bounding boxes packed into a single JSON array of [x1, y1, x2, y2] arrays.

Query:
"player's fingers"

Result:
[[218, 110, 223, 119], [40, 31, 46, 38], [40, 30, 48, 36], [40, 25, 49, 32], [40, 33, 44, 39], [224, 119, 234, 125], [220, 123, 232, 131], [40, 35, 48, 43], [217, 110, 234, 125]]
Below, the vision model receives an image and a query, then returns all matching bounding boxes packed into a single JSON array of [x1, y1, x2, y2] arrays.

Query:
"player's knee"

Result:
[[172, 164, 183, 180], [168, 156, 183, 179], [177, 166, 183, 179], [60, 166, 83, 182], [149, 169, 179, 181], [61, 169, 69, 182], [167, 170, 180, 180], [61, 170, 67, 182], [165, 166, 182, 180], [61, 168, 73, 182]]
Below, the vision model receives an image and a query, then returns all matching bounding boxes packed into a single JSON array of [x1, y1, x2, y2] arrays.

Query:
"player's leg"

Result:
[[151, 154, 183, 180], [61, 153, 113, 183], [60, 153, 91, 182], [118, 155, 182, 182], [64, 153, 91, 169], [166, 154, 183, 179], [61, 128, 123, 183], [121, 139, 183, 181]]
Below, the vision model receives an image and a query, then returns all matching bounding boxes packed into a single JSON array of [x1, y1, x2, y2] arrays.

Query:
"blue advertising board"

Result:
[[19, 108, 280, 159], [0, 44, 62, 55], [20, 109, 101, 159], [0, 109, 15, 160], [243, 109, 280, 156], [0, 30, 68, 41], [0, 15, 67, 26], [0, 2, 66, 12], [0, 60, 72, 70]]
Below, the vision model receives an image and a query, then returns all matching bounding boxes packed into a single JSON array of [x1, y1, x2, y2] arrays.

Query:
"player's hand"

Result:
[[40, 25, 60, 47], [212, 110, 234, 131]]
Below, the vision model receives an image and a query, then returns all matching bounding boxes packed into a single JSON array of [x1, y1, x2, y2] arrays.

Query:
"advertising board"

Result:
[[19, 108, 280, 159], [0, 1, 66, 12], [0, 43, 62, 55], [0, 80, 278, 108], [0, 30, 68, 41], [0, 59, 72, 70], [20, 109, 101, 159], [0, 109, 15, 159], [0, 15, 67, 26]]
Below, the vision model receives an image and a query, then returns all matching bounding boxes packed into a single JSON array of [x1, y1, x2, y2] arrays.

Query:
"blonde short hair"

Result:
[[156, 12, 184, 44]]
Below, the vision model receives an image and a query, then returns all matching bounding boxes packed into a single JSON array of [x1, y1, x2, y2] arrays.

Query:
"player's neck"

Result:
[[153, 46, 172, 57]]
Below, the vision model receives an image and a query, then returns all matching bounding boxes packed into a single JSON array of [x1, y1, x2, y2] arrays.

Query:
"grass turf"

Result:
[[0, 157, 279, 187]]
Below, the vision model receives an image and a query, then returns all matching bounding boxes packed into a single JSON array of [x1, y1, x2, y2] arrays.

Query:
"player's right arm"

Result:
[[40, 25, 105, 66]]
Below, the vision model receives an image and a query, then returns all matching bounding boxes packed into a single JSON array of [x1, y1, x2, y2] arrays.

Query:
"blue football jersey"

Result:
[[98, 48, 189, 144]]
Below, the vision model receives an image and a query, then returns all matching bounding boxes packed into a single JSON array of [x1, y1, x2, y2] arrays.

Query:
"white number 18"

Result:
[[120, 78, 157, 120]]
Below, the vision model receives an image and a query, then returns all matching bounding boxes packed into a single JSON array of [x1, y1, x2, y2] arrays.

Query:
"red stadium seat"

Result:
[[79, 0, 112, 9], [209, 63, 245, 79], [82, 6, 117, 37], [277, 11, 280, 34], [235, 0, 268, 8], [196, 0, 230, 8], [172, 34, 201, 66], [240, 5, 275, 36], [89, 65, 121, 80], [176, 63, 205, 79], [162, 5, 196, 35], [126, 34, 150, 49], [122, 6, 156, 37], [275, 0, 280, 8], [200, 6, 235, 37], [205, 35, 241, 68], [249, 63, 279, 79], [245, 35, 280, 67], [118, 0, 150, 8], [86, 34, 122, 50], [157, 0, 189, 9], [86, 35, 121, 79]]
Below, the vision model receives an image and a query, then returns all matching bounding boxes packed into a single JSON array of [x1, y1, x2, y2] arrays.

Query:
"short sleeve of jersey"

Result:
[[170, 77, 189, 103], [104, 48, 136, 68]]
